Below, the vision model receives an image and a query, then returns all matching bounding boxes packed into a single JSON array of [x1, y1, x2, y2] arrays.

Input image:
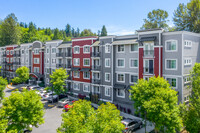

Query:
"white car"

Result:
[[27, 85, 40, 90], [57, 98, 71, 107], [42, 92, 56, 101]]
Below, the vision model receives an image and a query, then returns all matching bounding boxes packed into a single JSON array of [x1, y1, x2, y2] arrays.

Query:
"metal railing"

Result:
[[92, 65, 101, 71], [143, 67, 154, 74], [92, 79, 101, 84], [143, 50, 154, 57], [91, 52, 100, 57]]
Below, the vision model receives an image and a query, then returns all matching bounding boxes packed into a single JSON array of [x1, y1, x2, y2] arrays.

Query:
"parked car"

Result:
[[27, 85, 39, 91], [48, 94, 68, 103], [64, 100, 76, 112], [121, 118, 143, 132], [57, 98, 71, 107], [42, 92, 56, 101]]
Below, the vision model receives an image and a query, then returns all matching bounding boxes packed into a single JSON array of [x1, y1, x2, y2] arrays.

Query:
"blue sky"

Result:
[[0, 0, 190, 35]]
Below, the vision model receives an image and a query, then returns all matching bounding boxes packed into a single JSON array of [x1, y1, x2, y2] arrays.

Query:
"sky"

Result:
[[0, 0, 190, 35]]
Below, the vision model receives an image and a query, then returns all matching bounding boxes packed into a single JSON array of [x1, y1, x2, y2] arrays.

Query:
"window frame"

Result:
[[117, 73, 125, 83], [105, 44, 111, 53], [166, 77, 177, 88], [116, 89, 125, 98], [83, 71, 90, 79], [105, 73, 110, 82], [73, 82, 80, 90], [117, 58, 125, 68], [165, 40, 178, 52], [105, 87, 111, 97], [83, 58, 90, 66], [184, 58, 192, 66], [117, 45, 125, 53], [165, 59, 177, 70], [130, 43, 138, 53], [34, 58, 40, 64], [83, 45, 90, 54], [73, 58, 80, 66], [130, 74, 138, 84], [105, 58, 110, 68], [129, 58, 138, 68], [73, 46, 80, 54], [83, 84, 90, 92], [184, 40, 192, 47], [73, 71, 80, 78]]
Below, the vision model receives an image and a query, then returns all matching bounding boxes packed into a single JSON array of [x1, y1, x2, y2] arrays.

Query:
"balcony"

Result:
[[13, 61, 20, 65], [6, 62, 13, 65], [66, 64, 72, 69], [56, 63, 65, 68], [92, 79, 101, 84], [56, 53, 64, 57], [143, 67, 154, 74], [13, 53, 21, 57], [92, 65, 101, 71], [143, 50, 154, 57], [65, 52, 72, 57], [2, 54, 6, 57], [91, 52, 100, 57]]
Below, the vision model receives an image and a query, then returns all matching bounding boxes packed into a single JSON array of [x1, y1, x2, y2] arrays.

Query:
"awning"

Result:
[[112, 39, 138, 45], [114, 84, 127, 89], [14, 47, 20, 51], [57, 43, 72, 48], [140, 37, 156, 42], [80, 68, 90, 72], [92, 41, 100, 46], [71, 67, 80, 71]]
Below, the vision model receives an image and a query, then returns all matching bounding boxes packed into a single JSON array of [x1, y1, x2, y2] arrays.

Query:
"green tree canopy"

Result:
[[0, 90, 45, 132], [129, 76, 182, 133], [0, 76, 8, 103], [0, 13, 21, 46], [57, 100, 124, 133], [16, 66, 29, 83], [100, 25, 107, 36], [141, 9, 169, 30], [65, 24, 72, 37], [80, 29, 96, 37], [53, 28, 62, 40]]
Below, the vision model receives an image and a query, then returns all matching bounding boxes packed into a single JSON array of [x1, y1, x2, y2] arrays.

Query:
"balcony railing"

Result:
[[92, 79, 101, 84], [13, 62, 21, 65], [143, 50, 154, 57], [66, 64, 72, 69], [65, 52, 72, 57], [143, 67, 154, 74], [91, 52, 100, 57], [92, 65, 101, 71], [13, 53, 21, 57], [56, 64, 64, 68], [56, 53, 64, 57]]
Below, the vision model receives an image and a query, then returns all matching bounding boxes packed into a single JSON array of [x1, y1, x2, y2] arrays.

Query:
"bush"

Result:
[[11, 77, 22, 85]]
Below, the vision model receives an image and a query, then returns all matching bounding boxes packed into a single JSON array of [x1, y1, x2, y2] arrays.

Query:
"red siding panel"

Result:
[[160, 47, 163, 77], [139, 48, 143, 79], [154, 47, 159, 77]]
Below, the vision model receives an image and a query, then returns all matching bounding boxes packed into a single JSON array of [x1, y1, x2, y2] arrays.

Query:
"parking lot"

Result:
[[3, 86, 154, 133]]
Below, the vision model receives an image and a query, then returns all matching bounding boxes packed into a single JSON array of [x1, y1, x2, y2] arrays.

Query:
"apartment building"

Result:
[[0, 28, 198, 114]]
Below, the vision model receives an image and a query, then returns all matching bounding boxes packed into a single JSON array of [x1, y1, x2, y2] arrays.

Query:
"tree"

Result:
[[129, 76, 182, 133], [57, 100, 124, 133], [173, 3, 188, 31], [14, 66, 29, 84], [76, 28, 80, 37], [0, 13, 21, 46], [53, 28, 62, 40], [71, 28, 75, 37], [65, 24, 72, 37], [0, 90, 45, 132], [48, 68, 68, 101], [100, 25, 107, 36], [80, 29, 96, 37], [141, 9, 169, 30], [182, 63, 200, 132], [0, 76, 8, 103]]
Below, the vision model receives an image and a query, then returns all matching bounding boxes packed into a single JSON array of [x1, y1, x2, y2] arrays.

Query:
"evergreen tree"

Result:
[[100, 25, 107, 36], [98, 30, 101, 36], [0, 13, 21, 46], [19, 22, 25, 27], [53, 28, 62, 40], [76, 28, 80, 37], [71, 28, 75, 37], [65, 24, 72, 37]]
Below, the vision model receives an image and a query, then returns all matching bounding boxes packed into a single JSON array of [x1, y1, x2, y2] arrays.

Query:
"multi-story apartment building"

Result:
[[0, 28, 198, 114]]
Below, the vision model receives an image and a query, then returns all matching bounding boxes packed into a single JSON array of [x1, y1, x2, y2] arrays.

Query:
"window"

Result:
[[184, 95, 190, 102], [46, 78, 49, 84], [73, 71, 80, 78], [34, 49, 39, 54], [83, 46, 90, 53], [34, 67, 39, 73], [52, 48, 56, 53], [10, 58, 13, 63], [130, 75, 138, 83], [184, 76, 190, 83], [21, 50, 24, 54], [93, 86, 100, 93], [83, 84, 90, 92], [117, 59, 125, 68], [52, 59, 56, 63], [34, 58, 40, 64], [117, 73, 125, 82], [83, 72, 90, 79], [26, 58, 28, 63], [130, 44, 138, 52], [105, 87, 110, 96], [105, 58, 110, 67], [46, 48, 49, 53], [166, 78, 177, 88], [117, 45, 124, 52], [184, 40, 192, 47], [83, 58, 90, 66], [26, 49, 28, 54], [7, 58, 9, 62], [46, 58, 49, 63], [166, 40, 177, 51], [166, 60, 177, 70], [130, 59, 138, 68], [105, 44, 110, 53], [73, 58, 80, 66], [73, 83, 80, 90], [7, 51, 9, 55], [10, 51, 13, 55], [105, 73, 110, 82], [184, 58, 192, 65], [117, 89, 125, 98], [74, 46, 80, 54]]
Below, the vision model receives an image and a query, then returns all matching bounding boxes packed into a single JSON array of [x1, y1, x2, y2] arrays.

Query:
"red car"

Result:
[[64, 100, 76, 112]]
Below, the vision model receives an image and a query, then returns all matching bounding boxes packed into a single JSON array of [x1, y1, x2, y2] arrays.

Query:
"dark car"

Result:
[[121, 118, 143, 132], [48, 94, 68, 103]]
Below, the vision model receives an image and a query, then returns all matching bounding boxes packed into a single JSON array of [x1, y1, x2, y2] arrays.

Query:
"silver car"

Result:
[[121, 118, 143, 132], [57, 97, 71, 107]]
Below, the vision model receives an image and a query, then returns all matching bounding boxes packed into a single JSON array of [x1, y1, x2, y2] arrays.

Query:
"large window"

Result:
[[83, 84, 90, 92], [74, 46, 80, 54], [73, 71, 80, 78], [105, 44, 110, 53], [166, 78, 177, 88], [73, 83, 80, 90], [130, 44, 138, 52], [73, 58, 80, 66], [117, 73, 125, 82], [130, 75, 138, 83], [130, 59, 138, 68], [117, 59, 125, 68], [34, 67, 39, 73], [105, 73, 110, 82], [34, 58, 40, 64], [83, 58, 90, 66], [105, 87, 110, 97], [83, 46, 90, 53], [166, 60, 177, 70], [117, 45, 124, 52], [10, 50, 13, 55], [105, 58, 110, 67], [117, 89, 125, 98], [83, 71, 90, 79], [184, 58, 192, 65], [166, 40, 177, 51]]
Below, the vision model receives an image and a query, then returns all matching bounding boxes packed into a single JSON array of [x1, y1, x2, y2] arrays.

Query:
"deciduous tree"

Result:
[[129, 76, 182, 133], [14, 66, 29, 84], [0, 76, 8, 103]]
